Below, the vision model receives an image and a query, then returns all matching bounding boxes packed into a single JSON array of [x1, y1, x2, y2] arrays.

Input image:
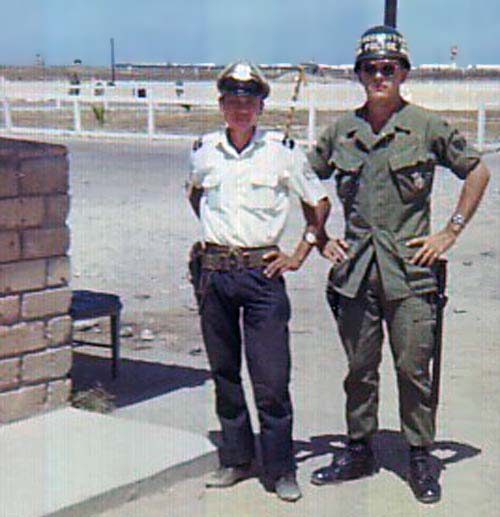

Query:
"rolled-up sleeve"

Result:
[[307, 125, 337, 179], [188, 150, 203, 188], [287, 148, 329, 206], [427, 117, 481, 179]]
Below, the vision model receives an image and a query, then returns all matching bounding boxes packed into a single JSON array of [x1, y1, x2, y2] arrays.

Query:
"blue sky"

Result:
[[1, 0, 498, 66]]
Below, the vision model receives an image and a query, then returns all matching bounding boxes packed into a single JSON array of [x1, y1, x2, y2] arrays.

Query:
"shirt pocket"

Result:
[[201, 173, 223, 210], [389, 143, 435, 204], [247, 171, 279, 209], [329, 149, 364, 203]]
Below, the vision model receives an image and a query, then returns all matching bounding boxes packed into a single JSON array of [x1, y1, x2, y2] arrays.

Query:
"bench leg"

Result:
[[110, 313, 121, 378]]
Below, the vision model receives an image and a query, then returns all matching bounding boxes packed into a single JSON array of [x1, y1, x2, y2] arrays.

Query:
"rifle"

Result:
[[431, 258, 448, 417], [282, 66, 306, 143]]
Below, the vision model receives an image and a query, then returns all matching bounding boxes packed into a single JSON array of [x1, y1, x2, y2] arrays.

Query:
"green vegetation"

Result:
[[91, 104, 106, 126], [71, 383, 115, 413]]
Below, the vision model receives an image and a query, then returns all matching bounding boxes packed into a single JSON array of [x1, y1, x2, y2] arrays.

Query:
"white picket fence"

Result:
[[0, 77, 499, 150]]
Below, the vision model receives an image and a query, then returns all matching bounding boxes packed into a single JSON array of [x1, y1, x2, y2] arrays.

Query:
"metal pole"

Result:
[[110, 37, 116, 84], [73, 98, 81, 133], [147, 92, 155, 137], [477, 102, 485, 151], [384, 0, 398, 27], [0, 77, 12, 132], [307, 84, 316, 150], [3, 98, 12, 131]]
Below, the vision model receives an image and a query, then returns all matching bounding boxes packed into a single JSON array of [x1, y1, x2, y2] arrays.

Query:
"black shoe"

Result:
[[205, 463, 253, 488], [311, 440, 377, 485], [274, 472, 302, 502], [408, 449, 441, 504]]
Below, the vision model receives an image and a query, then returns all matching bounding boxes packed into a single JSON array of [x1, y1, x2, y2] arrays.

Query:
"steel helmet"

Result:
[[355, 25, 411, 71]]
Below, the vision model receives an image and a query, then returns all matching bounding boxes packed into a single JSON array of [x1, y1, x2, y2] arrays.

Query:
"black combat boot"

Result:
[[311, 439, 377, 485], [408, 447, 441, 504]]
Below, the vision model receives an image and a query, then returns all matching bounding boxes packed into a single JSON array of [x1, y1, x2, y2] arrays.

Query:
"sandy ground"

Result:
[[34, 134, 500, 515]]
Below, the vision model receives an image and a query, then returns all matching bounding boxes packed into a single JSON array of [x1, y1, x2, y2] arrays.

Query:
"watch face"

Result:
[[304, 231, 317, 245], [451, 214, 465, 226]]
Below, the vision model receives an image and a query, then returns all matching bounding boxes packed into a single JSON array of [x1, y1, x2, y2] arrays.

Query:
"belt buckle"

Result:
[[228, 246, 241, 269], [242, 251, 251, 268]]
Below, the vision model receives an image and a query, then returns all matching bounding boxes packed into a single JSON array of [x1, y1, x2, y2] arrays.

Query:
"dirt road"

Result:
[[52, 136, 500, 516]]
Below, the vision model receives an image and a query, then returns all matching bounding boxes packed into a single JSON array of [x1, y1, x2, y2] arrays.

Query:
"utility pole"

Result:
[[110, 37, 116, 85], [384, 0, 398, 27]]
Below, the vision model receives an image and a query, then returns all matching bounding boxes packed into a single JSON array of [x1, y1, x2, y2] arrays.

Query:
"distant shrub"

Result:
[[91, 104, 106, 126]]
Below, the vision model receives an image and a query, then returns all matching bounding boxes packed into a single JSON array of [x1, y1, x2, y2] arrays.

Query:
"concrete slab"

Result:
[[0, 407, 216, 517]]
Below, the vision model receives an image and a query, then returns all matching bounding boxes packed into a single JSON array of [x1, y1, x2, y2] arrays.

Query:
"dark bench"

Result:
[[70, 290, 122, 378]]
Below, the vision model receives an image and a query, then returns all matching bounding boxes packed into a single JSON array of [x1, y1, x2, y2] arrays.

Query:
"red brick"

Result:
[[0, 384, 46, 423], [19, 155, 68, 195], [0, 357, 20, 390], [0, 321, 46, 358], [46, 378, 71, 409], [46, 256, 71, 286], [21, 346, 72, 382], [0, 295, 20, 324], [0, 231, 21, 263], [0, 197, 44, 230], [0, 259, 46, 294], [22, 226, 70, 259], [22, 288, 71, 319], [46, 315, 72, 345], [0, 168, 19, 198], [44, 194, 70, 226], [0, 139, 66, 160]]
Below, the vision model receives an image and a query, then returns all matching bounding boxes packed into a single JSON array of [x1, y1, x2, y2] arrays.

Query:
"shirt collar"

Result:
[[340, 103, 413, 150], [216, 127, 266, 159]]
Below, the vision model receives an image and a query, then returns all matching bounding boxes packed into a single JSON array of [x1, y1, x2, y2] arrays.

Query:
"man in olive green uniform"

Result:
[[308, 26, 490, 504]]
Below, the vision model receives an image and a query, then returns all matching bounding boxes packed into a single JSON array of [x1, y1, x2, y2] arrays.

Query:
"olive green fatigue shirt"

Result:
[[308, 103, 480, 301]]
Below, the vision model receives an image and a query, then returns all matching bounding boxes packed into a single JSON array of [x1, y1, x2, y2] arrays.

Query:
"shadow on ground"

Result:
[[71, 351, 211, 408], [294, 429, 481, 481], [206, 428, 480, 492]]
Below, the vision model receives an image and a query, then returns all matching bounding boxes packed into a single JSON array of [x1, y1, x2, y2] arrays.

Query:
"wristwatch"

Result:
[[450, 213, 466, 233], [303, 230, 318, 246]]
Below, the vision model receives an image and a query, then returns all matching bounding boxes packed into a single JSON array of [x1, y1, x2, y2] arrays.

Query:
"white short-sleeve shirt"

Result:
[[189, 129, 328, 247]]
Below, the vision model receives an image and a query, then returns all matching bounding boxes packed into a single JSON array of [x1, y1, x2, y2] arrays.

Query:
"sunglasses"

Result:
[[360, 62, 399, 78]]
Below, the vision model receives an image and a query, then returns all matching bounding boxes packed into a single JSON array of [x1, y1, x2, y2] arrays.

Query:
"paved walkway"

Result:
[[0, 408, 215, 517]]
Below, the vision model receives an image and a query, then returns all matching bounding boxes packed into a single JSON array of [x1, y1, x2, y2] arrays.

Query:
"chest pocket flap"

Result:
[[248, 171, 279, 208], [389, 142, 435, 203], [250, 171, 279, 187], [329, 149, 363, 203], [201, 173, 222, 189], [328, 148, 364, 174], [389, 141, 435, 171]]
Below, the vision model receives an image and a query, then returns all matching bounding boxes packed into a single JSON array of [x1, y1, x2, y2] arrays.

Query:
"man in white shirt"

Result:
[[187, 61, 330, 502]]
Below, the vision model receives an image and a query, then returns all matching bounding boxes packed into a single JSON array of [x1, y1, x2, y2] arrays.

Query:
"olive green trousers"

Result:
[[327, 261, 436, 447]]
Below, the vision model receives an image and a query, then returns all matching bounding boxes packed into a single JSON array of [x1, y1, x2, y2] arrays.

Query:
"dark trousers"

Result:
[[327, 261, 436, 447], [199, 267, 294, 478]]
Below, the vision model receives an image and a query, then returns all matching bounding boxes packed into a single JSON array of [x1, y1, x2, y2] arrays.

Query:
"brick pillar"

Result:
[[0, 138, 71, 423]]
